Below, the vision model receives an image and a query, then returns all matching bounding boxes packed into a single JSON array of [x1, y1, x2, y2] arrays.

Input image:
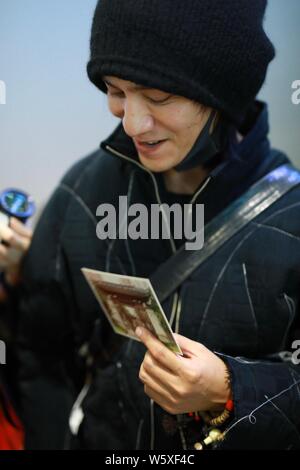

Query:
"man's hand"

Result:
[[136, 327, 231, 415], [0, 217, 32, 295]]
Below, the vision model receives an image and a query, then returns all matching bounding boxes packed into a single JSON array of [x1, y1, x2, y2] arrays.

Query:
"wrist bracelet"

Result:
[[188, 398, 234, 426], [208, 398, 234, 426], [188, 398, 234, 450]]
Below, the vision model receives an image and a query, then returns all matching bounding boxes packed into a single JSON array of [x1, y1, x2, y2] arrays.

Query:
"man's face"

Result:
[[103, 76, 211, 173]]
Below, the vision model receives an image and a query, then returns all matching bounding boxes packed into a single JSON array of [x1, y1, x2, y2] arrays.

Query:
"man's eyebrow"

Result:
[[103, 78, 152, 91]]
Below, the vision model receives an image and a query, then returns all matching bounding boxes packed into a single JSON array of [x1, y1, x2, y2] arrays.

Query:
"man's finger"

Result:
[[0, 223, 13, 244], [9, 234, 29, 252], [140, 363, 173, 399], [142, 353, 177, 391], [173, 333, 206, 357], [0, 244, 8, 268], [10, 218, 33, 238], [6, 247, 23, 265], [0, 242, 22, 266], [136, 327, 183, 372]]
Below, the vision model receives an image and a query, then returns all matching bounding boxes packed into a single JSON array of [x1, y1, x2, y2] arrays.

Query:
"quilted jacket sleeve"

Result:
[[216, 317, 300, 450]]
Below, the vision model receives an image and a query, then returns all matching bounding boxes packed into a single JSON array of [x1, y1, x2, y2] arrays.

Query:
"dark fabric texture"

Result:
[[87, 0, 275, 122], [15, 102, 300, 450], [0, 284, 23, 413]]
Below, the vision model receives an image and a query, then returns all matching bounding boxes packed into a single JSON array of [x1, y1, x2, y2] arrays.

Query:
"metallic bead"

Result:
[[203, 428, 222, 446], [194, 442, 203, 451]]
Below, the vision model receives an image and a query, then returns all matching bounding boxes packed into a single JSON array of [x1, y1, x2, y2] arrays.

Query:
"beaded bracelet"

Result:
[[188, 398, 234, 450], [187, 361, 234, 450], [188, 398, 234, 426], [208, 398, 234, 426]]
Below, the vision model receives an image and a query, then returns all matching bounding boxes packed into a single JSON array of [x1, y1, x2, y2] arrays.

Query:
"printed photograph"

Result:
[[81, 268, 182, 354]]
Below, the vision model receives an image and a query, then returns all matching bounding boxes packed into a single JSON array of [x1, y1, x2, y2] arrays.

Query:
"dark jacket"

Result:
[[16, 101, 300, 450]]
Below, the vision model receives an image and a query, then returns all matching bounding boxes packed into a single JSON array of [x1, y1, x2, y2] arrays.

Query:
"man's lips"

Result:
[[134, 139, 168, 155], [135, 138, 166, 145]]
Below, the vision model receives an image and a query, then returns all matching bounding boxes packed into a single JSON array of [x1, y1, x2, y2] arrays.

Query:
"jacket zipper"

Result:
[[106, 144, 177, 450], [105, 144, 212, 252], [173, 180, 212, 449], [105, 144, 177, 254], [105, 143, 211, 450]]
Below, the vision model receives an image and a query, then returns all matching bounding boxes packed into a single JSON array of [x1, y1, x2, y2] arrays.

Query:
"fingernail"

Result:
[[135, 327, 142, 337]]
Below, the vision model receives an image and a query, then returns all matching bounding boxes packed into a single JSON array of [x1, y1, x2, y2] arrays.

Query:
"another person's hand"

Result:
[[137, 327, 232, 415], [0, 217, 33, 301]]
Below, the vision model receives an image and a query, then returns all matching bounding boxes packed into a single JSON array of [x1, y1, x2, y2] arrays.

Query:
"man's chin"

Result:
[[138, 155, 177, 173]]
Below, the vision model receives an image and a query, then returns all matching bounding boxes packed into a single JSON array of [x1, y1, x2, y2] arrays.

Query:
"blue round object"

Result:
[[0, 188, 35, 220]]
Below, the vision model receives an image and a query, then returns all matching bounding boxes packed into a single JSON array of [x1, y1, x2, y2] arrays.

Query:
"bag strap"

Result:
[[151, 164, 300, 303]]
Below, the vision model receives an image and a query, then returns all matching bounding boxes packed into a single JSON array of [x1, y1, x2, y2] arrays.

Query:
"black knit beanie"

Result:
[[87, 0, 275, 123]]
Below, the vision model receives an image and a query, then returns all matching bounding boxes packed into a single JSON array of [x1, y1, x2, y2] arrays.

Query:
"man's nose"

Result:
[[122, 99, 154, 137]]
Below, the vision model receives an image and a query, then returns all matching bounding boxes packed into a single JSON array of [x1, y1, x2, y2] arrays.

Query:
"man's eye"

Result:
[[108, 90, 171, 104], [147, 96, 172, 104]]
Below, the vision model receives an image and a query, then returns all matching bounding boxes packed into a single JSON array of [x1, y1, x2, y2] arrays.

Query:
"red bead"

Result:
[[225, 399, 234, 412]]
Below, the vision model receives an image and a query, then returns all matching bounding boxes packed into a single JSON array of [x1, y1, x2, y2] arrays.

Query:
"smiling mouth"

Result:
[[136, 138, 166, 145], [135, 139, 168, 155]]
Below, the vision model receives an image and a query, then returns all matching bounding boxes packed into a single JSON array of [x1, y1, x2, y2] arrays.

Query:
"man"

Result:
[[16, 0, 300, 450]]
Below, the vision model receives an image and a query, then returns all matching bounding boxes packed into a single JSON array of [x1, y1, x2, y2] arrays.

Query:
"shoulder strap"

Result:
[[151, 164, 300, 303]]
